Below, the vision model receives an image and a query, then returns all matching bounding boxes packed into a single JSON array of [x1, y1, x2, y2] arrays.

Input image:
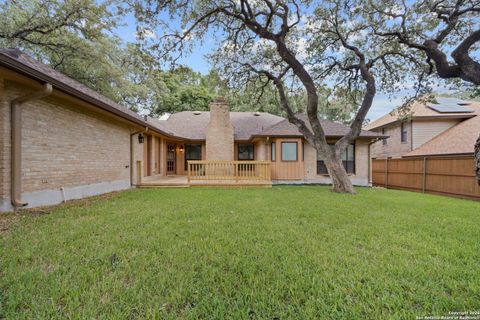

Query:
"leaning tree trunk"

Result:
[[475, 133, 480, 185], [323, 153, 356, 194]]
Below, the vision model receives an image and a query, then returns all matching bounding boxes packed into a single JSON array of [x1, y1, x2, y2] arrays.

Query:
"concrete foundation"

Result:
[[0, 180, 130, 212]]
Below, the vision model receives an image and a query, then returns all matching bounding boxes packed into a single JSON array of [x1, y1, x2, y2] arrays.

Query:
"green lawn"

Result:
[[1, 186, 480, 319]]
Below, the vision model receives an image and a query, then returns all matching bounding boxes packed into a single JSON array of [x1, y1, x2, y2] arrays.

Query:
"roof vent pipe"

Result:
[[11, 83, 53, 209]]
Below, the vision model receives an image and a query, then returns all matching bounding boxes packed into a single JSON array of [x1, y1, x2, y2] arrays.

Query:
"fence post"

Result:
[[385, 158, 388, 188], [422, 157, 427, 193]]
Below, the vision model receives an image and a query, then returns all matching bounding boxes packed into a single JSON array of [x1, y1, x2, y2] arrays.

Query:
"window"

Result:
[[382, 128, 387, 145], [271, 142, 276, 161], [317, 144, 355, 174], [343, 144, 355, 173], [184, 144, 202, 170], [401, 123, 407, 143], [238, 144, 254, 160], [281, 142, 298, 161]]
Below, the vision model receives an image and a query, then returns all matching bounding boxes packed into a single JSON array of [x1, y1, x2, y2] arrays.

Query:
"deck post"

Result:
[[187, 161, 191, 183], [235, 161, 239, 182]]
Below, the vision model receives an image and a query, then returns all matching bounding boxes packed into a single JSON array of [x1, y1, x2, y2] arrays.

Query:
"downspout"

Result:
[[11, 83, 53, 209], [130, 127, 148, 186]]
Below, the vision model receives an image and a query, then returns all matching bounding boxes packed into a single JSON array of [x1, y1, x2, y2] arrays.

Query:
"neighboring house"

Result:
[[0, 49, 383, 212], [366, 97, 480, 159]]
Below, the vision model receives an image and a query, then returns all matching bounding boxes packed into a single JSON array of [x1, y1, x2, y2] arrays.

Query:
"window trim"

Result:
[[184, 143, 202, 170], [302, 141, 305, 161], [281, 141, 298, 162], [237, 143, 255, 161], [316, 143, 356, 175], [271, 142, 276, 161], [401, 123, 407, 143]]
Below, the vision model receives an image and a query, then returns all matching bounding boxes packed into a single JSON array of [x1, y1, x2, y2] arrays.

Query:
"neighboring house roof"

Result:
[[0, 48, 173, 137], [404, 102, 480, 157], [256, 114, 384, 139], [365, 97, 476, 130], [1, 48, 383, 142], [154, 111, 285, 140]]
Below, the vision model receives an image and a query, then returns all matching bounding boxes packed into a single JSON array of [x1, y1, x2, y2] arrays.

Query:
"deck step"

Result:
[[137, 184, 190, 188]]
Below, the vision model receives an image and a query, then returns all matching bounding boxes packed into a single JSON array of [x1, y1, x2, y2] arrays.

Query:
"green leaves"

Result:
[[0, 0, 164, 113]]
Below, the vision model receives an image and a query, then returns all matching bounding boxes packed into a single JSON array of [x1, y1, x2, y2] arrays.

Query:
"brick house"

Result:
[[366, 97, 480, 159], [0, 49, 383, 212]]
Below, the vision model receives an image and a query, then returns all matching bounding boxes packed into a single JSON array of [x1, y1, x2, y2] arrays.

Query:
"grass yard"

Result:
[[1, 186, 480, 319]]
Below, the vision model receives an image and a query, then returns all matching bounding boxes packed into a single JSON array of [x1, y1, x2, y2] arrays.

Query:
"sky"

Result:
[[114, 10, 435, 122]]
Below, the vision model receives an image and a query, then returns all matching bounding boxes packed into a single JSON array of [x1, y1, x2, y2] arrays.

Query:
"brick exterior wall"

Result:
[[0, 78, 9, 200], [1, 79, 142, 211], [205, 98, 234, 161], [370, 122, 412, 159]]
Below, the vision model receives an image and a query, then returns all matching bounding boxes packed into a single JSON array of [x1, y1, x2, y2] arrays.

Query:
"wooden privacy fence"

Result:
[[372, 156, 480, 200], [187, 160, 271, 183]]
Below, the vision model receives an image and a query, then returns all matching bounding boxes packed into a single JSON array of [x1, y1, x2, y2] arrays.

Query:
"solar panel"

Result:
[[427, 97, 473, 113]]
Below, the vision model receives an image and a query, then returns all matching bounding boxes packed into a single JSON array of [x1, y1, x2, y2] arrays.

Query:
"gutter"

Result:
[[367, 114, 475, 131], [0, 53, 176, 139], [11, 83, 53, 209], [130, 127, 148, 186]]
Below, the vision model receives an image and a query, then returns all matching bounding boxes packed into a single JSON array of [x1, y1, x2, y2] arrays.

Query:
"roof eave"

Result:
[[366, 114, 476, 131], [0, 53, 175, 138], [251, 134, 386, 140], [403, 152, 474, 158]]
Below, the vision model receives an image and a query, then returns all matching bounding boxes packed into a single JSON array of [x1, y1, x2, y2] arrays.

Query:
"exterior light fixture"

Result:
[[138, 133, 145, 144], [178, 145, 184, 153]]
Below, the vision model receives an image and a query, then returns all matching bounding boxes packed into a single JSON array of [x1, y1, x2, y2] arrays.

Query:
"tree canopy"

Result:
[[0, 0, 165, 113], [130, 0, 429, 193], [1, 0, 478, 187]]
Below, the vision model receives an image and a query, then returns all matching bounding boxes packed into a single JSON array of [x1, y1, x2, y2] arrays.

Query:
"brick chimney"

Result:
[[205, 97, 234, 160]]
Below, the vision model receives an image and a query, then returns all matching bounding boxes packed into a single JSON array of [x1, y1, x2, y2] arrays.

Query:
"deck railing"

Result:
[[187, 160, 271, 183]]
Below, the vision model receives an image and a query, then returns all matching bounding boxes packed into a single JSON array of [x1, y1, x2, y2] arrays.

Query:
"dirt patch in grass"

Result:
[[0, 213, 19, 234]]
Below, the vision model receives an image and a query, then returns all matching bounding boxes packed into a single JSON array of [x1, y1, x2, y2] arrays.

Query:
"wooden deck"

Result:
[[138, 175, 190, 188], [137, 175, 272, 188], [136, 160, 272, 188]]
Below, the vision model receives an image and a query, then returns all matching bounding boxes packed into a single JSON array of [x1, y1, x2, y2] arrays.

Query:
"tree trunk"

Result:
[[324, 155, 356, 194], [475, 133, 480, 185]]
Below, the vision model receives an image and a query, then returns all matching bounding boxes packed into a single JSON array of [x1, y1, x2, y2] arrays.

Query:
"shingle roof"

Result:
[[0, 48, 384, 142], [154, 111, 285, 140], [404, 102, 480, 157], [0, 48, 172, 137], [256, 114, 384, 138], [365, 98, 476, 130]]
